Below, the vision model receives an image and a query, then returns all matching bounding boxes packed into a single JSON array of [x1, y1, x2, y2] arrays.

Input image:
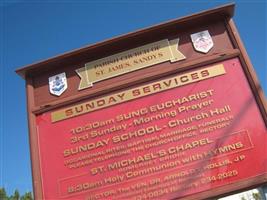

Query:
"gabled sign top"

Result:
[[15, 3, 235, 79]]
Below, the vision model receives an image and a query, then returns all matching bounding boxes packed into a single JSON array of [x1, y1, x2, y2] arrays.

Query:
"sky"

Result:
[[0, 0, 266, 197]]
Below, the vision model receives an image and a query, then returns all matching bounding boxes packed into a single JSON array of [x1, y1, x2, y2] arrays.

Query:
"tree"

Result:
[[0, 188, 32, 200], [0, 188, 8, 200], [20, 192, 33, 200], [9, 189, 20, 200]]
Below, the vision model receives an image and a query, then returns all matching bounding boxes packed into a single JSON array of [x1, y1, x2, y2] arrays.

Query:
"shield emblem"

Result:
[[191, 30, 213, 53], [49, 72, 67, 96]]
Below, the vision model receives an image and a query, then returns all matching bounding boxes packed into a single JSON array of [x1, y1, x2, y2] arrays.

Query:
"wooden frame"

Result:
[[16, 3, 266, 200], [26, 78, 44, 199]]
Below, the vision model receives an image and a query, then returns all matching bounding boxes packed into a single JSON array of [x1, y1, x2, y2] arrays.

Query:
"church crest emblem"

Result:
[[191, 30, 214, 53], [49, 72, 67, 96]]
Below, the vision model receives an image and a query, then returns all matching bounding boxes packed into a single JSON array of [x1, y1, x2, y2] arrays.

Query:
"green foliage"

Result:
[[0, 188, 8, 200], [0, 188, 32, 200], [20, 192, 33, 200], [252, 192, 261, 200], [14, 189, 20, 200]]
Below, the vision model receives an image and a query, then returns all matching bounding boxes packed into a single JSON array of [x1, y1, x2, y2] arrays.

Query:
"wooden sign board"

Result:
[[16, 3, 267, 200]]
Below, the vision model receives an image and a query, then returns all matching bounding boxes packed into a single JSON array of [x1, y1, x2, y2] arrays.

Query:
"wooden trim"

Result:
[[32, 49, 240, 115], [226, 19, 267, 125], [26, 78, 43, 200]]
